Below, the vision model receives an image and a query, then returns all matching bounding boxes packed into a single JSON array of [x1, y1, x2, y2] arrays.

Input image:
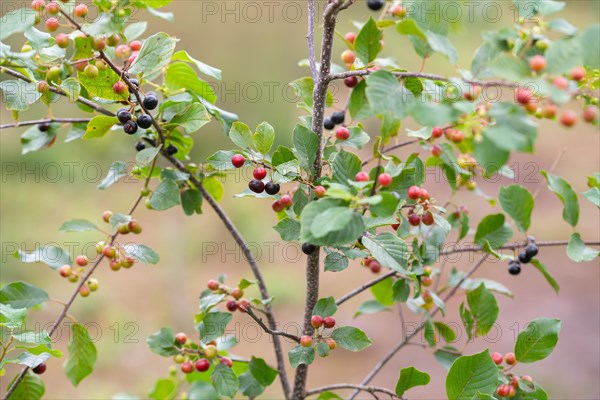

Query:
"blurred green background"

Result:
[[1, 1, 599, 398]]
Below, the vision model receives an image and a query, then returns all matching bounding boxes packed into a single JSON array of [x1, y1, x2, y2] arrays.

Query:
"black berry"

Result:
[[117, 108, 132, 123], [123, 120, 138, 135], [166, 144, 178, 155], [38, 122, 51, 132], [518, 252, 531, 264], [524, 243, 538, 259], [143, 94, 158, 110], [367, 0, 385, 11], [265, 181, 281, 195], [135, 141, 146, 152], [508, 261, 521, 275], [323, 117, 335, 130], [249, 179, 265, 193], [302, 243, 317, 255], [331, 111, 345, 125], [137, 114, 153, 129], [130, 78, 139, 87]]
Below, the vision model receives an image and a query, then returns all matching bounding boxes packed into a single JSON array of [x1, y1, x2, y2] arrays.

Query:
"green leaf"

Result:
[[203, 176, 224, 202], [78, 68, 129, 102], [424, 317, 436, 347], [541, 171, 579, 227], [147, 328, 180, 357], [445, 350, 499, 400], [15, 245, 71, 269], [530, 259, 560, 294], [149, 378, 177, 400], [6, 371, 44, 400], [515, 318, 562, 363], [396, 19, 427, 41], [181, 189, 203, 216], [362, 233, 410, 275], [0, 304, 27, 329], [474, 214, 512, 249], [12, 331, 51, 346], [300, 199, 365, 247], [288, 345, 315, 368], [129, 32, 178, 78], [238, 372, 265, 399], [211, 364, 239, 398], [349, 80, 372, 120], [123, 244, 160, 265], [355, 300, 388, 317], [567, 233, 599, 262], [83, 116, 118, 140], [580, 24, 600, 69], [312, 297, 337, 317], [426, 31, 457, 64], [165, 62, 216, 104], [254, 122, 275, 154], [64, 323, 97, 386], [330, 326, 372, 352], [0, 282, 48, 309], [229, 122, 254, 149], [499, 185, 534, 232], [354, 18, 382, 67], [59, 219, 98, 233], [467, 284, 499, 336], [395, 366, 431, 396], [324, 251, 349, 272], [273, 218, 301, 242], [365, 71, 411, 120], [582, 187, 600, 209], [310, 207, 356, 239], [293, 124, 319, 174], [331, 150, 362, 185], [0, 80, 41, 112], [166, 102, 211, 134], [434, 322, 457, 343], [150, 179, 181, 210], [1, 8, 36, 40], [188, 381, 219, 400], [136, 147, 161, 166], [19, 124, 57, 154], [171, 50, 222, 80], [97, 161, 128, 190], [371, 278, 395, 306], [434, 347, 462, 370], [249, 357, 278, 387], [60, 78, 81, 102], [124, 21, 148, 40], [197, 312, 233, 342]]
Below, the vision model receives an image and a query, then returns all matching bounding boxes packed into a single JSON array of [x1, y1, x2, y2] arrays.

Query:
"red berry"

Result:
[[510, 376, 520, 388], [420, 188, 430, 200], [75, 255, 88, 267], [570, 66, 586, 81], [326, 338, 337, 350], [391, 219, 400, 231], [335, 127, 350, 141], [102, 246, 116, 259], [195, 358, 210, 372], [238, 299, 250, 311], [130, 40, 142, 52], [583, 106, 598, 123], [55, 33, 69, 48], [542, 103, 558, 119], [113, 81, 127, 94], [109, 260, 121, 271], [390, 3, 407, 17], [344, 76, 358, 88], [300, 335, 313, 347], [231, 154, 245, 168], [344, 32, 356, 44], [516, 87, 533, 104], [253, 167, 267, 180], [79, 285, 90, 297], [272, 200, 285, 212], [450, 130, 464, 143], [341, 50, 355, 64], [314, 186, 327, 198], [280, 194, 293, 208], [175, 332, 187, 345], [521, 375, 533, 382], [355, 172, 370, 182], [31, 0, 45, 11], [128, 53, 138, 65], [181, 362, 194, 374], [74, 4, 88, 18], [421, 276, 433, 286], [431, 145, 442, 157], [45, 18, 59, 32], [219, 357, 233, 368], [431, 126, 444, 138], [59, 265, 72, 278], [505, 352, 517, 365], [408, 214, 421, 226], [128, 220, 142, 234], [378, 173, 392, 187], [226, 300, 238, 312], [421, 212, 434, 226], [552, 76, 569, 90], [496, 384, 510, 397], [491, 352, 503, 365], [463, 85, 481, 101], [207, 280, 219, 291], [37, 81, 49, 93], [559, 110, 577, 127], [46, 2, 61, 15], [32, 363, 46, 374], [370, 261, 381, 274], [115, 44, 131, 59], [311, 315, 324, 329], [529, 55, 546, 72], [231, 288, 243, 299], [323, 317, 336, 329], [407, 186, 421, 200]]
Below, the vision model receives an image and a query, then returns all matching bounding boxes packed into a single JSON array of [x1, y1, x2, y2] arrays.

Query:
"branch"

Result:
[[306, 0, 317, 82], [0, 118, 92, 130], [244, 307, 301, 343], [336, 271, 397, 306], [306, 383, 400, 399], [361, 139, 419, 166], [0, 67, 114, 116]]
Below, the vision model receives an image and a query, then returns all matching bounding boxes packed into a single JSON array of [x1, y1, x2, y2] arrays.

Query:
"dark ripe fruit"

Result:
[[326, 338, 337, 350], [59, 265, 72, 278], [135, 142, 146, 151], [505, 352, 517, 365], [407, 185, 421, 200], [32, 363, 47, 374], [226, 300, 238, 312], [117, 108, 132, 123], [432, 145, 442, 157], [408, 214, 421, 226], [391, 220, 400, 230], [166, 145, 178, 156], [529, 55, 546, 72], [508, 261, 521, 275], [265, 181, 280, 195], [300, 335, 313, 347], [143, 95, 158, 110], [55, 33, 69, 48], [570, 66, 586, 81], [231, 154, 245, 168], [323, 317, 336, 329], [74, 3, 88, 17], [344, 32, 356, 44], [516, 87, 533, 104], [331, 111, 345, 125], [344, 76, 358, 88], [421, 212, 434, 226], [38, 122, 51, 132], [323, 117, 335, 130], [518, 252, 531, 264], [340, 50, 356, 64], [311, 315, 324, 329], [207, 279, 220, 291], [314, 186, 327, 198], [137, 114, 153, 129], [45, 17, 59, 32], [231, 288, 243, 299], [129, 78, 139, 87], [272, 200, 285, 212], [420, 188, 430, 200], [355, 171, 370, 182], [195, 359, 210, 372], [583, 106, 598, 123], [335, 126, 350, 141], [83, 64, 99, 78], [248, 179, 265, 193], [559, 110, 577, 127], [220, 357, 233, 368], [130, 40, 142, 52], [367, 0, 385, 11], [123, 120, 138, 135], [491, 352, 503, 365], [552, 76, 569, 90], [510, 377, 520, 388], [75, 255, 88, 267], [102, 210, 113, 223], [280, 194, 293, 208], [370, 261, 381, 274], [175, 332, 187, 345], [302, 242, 317, 255], [253, 167, 267, 180], [524, 243, 539, 258], [378, 173, 392, 187], [113, 81, 127, 94], [181, 362, 194, 374]]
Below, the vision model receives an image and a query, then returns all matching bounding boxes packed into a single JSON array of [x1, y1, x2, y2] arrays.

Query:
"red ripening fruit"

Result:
[[31, 0, 45, 11], [175, 332, 187, 345], [74, 4, 88, 18], [128, 53, 138, 65], [196, 358, 210, 372], [355, 171, 370, 182], [450, 130, 464, 143], [421, 212, 434, 226], [32, 363, 47, 374], [46, 2, 61, 15], [559, 110, 577, 127], [370, 261, 381, 274], [407, 185, 422, 200], [231, 288, 243, 299], [323, 317, 336, 329], [113, 81, 127, 94], [510, 376, 520, 388], [583, 106, 598, 123], [36, 81, 50, 94], [344, 32, 356, 44], [432, 145, 442, 157], [115, 44, 131, 59], [300, 335, 313, 347], [314, 185, 327, 198], [344, 76, 358, 88], [55, 33, 69, 48], [272, 200, 285, 212], [570, 66, 586, 81], [181, 362, 194, 374], [421, 276, 433, 287], [341, 50, 355, 64], [45, 18, 60, 32], [390, 3, 407, 17], [391, 219, 400, 231], [207, 279, 220, 291], [130, 40, 142, 51], [542, 103, 558, 119], [220, 357, 233, 368], [491, 352, 503, 365], [75, 255, 88, 267], [238, 299, 250, 311], [326, 338, 337, 350], [505, 352, 517, 365], [102, 246, 116, 259], [253, 167, 267, 180], [280, 194, 293, 208], [335, 126, 350, 141], [529, 55, 546, 72], [231, 154, 245, 168], [59, 265, 72, 278], [408, 214, 421, 226], [463, 85, 481, 101], [311, 315, 324, 329], [378, 173, 392, 187], [496, 384, 511, 397], [552, 76, 569, 90], [516, 87, 533, 104], [431, 126, 444, 138], [226, 300, 238, 312], [420, 188, 430, 200], [521, 375, 533, 382]]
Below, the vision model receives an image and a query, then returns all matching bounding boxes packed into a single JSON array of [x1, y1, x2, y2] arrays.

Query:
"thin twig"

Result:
[[362, 140, 419, 166], [336, 271, 397, 306], [0, 118, 92, 130], [244, 307, 301, 343], [306, 384, 400, 399], [532, 148, 566, 200], [306, 0, 317, 82]]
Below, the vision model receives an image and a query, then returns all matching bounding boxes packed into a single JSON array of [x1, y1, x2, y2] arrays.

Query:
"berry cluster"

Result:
[[509, 237, 539, 275], [323, 111, 346, 131], [116, 91, 158, 136], [362, 258, 382, 274], [300, 315, 337, 356], [491, 351, 531, 398], [206, 279, 250, 313], [172, 332, 232, 374], [406, 185, 434, 227], [231, 154, 282, 197]]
